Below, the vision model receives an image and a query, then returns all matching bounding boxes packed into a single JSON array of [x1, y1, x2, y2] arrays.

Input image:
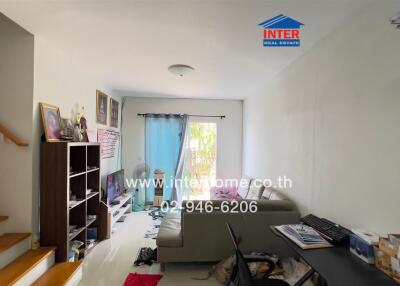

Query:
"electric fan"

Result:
[[132, 163, 150, 211]]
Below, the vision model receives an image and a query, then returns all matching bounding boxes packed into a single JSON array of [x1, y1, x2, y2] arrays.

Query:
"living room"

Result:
[[0, 1, 399, 286]]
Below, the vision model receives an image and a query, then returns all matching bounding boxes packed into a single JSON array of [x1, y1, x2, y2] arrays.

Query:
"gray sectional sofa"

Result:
[[156, 189, 300, 269]]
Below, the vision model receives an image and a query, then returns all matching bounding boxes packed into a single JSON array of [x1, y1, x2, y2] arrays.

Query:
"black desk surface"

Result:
[[271, 226, 398, 286]]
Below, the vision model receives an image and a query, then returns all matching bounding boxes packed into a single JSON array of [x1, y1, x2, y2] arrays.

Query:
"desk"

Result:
[[271, 226, 398, 286]]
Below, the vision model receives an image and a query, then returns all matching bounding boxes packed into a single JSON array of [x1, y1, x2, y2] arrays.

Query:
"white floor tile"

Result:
[[79, 211, 219, 286]]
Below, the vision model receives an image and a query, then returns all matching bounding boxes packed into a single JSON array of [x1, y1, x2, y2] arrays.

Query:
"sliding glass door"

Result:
[[182, 121, 217, 200]]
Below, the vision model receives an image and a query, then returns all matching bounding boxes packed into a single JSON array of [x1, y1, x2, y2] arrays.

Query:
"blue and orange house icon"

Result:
[[259, 14, 304, 47]]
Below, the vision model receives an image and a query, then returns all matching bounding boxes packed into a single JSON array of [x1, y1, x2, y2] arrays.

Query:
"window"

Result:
[[183, 122, 217, 200]]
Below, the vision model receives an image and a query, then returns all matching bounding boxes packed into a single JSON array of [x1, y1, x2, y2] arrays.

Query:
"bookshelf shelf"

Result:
[[68, 226, 86, 241], [86, 168, 100, 174], [40, 142, 106, 262], [86, 192, 99, 200], [86, 217, 97, 228], [69, 171, 86, 178], [69, 199, 86, 210]]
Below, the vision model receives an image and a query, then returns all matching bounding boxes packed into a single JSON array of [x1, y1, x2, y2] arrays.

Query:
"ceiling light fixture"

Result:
[[168, 64, 195, 78]]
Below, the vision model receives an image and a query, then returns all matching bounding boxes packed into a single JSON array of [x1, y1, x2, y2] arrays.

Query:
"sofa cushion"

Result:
[[246, 179, 265, 200], [237, 176, 253, 199], [210, 186, 240, 200], [156, 213, 183, 248], [262, 187, 290, 201]]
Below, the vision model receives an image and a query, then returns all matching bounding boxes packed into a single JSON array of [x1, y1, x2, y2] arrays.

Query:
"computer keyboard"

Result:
[[300, 214, 352, 245]]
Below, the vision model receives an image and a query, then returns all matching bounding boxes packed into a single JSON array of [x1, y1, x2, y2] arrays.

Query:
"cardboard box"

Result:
[[391, 256, 400, 284], [374, 246, 392, 277], [379, 238, 400, 259]]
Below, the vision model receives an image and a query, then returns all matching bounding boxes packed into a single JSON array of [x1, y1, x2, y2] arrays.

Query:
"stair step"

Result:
[[32, 261, 82, 286], [0, 247, 56, 286], [0, 216, 8, 223], [0, 233, 30, 254]]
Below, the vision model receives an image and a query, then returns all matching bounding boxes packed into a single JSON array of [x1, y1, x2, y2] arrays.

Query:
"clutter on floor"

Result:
[[148, 207, 164, 220], [123, 273, 163, 286], [202, 254, 317, 286], [270, 257, 316, 286], [144, 207, 164, 239], [134, 247, 158, 266]]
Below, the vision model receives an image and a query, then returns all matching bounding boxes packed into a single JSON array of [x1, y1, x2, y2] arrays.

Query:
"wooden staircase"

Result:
[[0, 216, 82, 285], [0, 124, 28, 147]]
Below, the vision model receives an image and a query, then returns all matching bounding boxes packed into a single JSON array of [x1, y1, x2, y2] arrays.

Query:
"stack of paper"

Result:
[[275, 224, 333, 249]]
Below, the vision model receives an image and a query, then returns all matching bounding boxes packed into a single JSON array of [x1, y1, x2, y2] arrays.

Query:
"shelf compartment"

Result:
[[70, 174, 86, 201], [111, 204, 131, 226], [69, 201, 86, 230], [69, 145, 86, 174], [87, 145, 100, 170], [87, 170, 100, 199]]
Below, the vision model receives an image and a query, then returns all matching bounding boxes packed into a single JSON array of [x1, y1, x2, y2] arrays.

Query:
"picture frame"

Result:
[[39, 103, 62, 142], [110, 98, 119, 128], [96, 90, 108, 125]]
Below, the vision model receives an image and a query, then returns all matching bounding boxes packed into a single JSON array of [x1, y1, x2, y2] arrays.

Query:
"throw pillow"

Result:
[[237, 176, 253, 199], [246, 179, 265, 200]]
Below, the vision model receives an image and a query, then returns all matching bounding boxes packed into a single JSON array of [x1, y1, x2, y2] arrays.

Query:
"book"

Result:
[[275, 224, 333, 249]]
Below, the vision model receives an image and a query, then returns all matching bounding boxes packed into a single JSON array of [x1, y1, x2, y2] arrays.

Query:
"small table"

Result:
[[270, 226, 398, 286]]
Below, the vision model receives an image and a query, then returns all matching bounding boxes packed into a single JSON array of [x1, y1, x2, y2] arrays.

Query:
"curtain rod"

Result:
[[137, 113, 226, 119]]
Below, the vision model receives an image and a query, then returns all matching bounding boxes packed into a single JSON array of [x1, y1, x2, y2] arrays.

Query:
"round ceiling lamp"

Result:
[[168, 64, 195, 77]]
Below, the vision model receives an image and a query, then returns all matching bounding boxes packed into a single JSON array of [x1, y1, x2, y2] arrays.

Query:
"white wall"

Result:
[[121, 97, 242, 183], [243, 4, 400, 234], [31, 37, 122, 234], [0, 13, 34, 233]]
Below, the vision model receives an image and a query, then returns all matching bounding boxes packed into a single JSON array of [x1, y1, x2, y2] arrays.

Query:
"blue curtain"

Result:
[[145, 116, 181, 203]]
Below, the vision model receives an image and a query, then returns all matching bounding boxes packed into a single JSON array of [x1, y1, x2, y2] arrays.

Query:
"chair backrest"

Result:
[[226, 223, 254, 286]]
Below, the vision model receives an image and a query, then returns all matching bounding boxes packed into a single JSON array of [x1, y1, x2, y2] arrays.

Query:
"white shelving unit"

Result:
[[108, 192, 133, 232]]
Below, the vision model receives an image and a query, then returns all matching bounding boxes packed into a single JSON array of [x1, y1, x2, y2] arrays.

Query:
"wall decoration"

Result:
[[77, 106, 89, 142], [60, 118, 74, 141], [97, 128, 120, 159], [87, 130, 97, 143], [96, 90, 108, 125], [40, 103, 62, 142], [110, 98, 119, 128]]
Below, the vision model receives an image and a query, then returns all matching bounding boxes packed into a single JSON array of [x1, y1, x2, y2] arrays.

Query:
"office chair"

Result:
[[226, 223, 290, 286]]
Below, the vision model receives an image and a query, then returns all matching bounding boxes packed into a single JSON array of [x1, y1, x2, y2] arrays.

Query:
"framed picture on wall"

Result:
[[39, 103, 62, 142], [110, 98, 119, 128], [96, 90, 108, 125]]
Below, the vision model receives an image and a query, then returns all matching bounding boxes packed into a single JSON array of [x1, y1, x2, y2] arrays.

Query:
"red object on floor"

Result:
[[123, 273, 163, 286]]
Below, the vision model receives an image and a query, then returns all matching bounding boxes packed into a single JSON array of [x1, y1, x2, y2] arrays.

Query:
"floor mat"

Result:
[[123, 273, 163, 286]]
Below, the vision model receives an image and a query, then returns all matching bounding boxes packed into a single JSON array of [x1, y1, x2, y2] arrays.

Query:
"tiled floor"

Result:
[[79, 211, 219, 286]]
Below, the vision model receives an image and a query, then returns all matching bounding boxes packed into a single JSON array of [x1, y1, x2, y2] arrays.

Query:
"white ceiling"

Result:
[[0, 0, 372, 99]]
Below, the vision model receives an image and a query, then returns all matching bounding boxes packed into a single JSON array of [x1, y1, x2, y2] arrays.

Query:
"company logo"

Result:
[[259, 14, 304, 47]]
